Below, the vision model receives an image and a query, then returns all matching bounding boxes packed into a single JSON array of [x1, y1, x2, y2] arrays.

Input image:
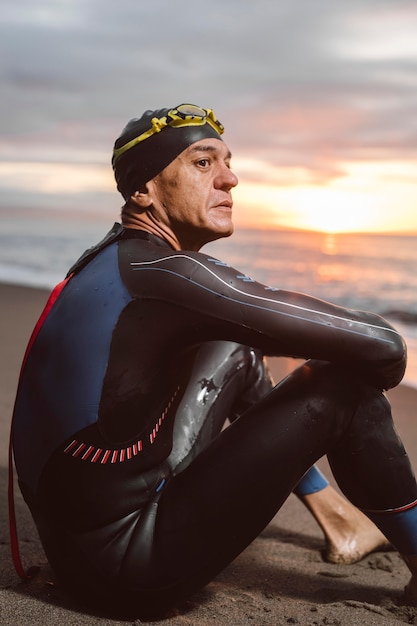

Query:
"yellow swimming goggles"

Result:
[[112, 104, 224, 165]]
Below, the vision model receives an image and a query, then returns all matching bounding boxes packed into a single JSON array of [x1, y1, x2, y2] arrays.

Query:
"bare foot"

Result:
[[324, 512, 391, 565], [299, 485, 391, 565]]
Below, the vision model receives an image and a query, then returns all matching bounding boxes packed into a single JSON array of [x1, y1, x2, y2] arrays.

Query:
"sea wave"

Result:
[[1, 219, 417, 388]]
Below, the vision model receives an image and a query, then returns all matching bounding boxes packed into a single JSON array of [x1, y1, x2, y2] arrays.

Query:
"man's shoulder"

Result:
[[67, 222, 124, 277]]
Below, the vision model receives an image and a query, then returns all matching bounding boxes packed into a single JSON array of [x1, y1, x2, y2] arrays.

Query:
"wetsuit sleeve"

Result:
[[122, 248, 407, 391]]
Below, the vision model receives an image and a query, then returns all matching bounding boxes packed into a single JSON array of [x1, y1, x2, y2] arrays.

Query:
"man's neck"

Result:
[[122, 210, 183, 251], [121, 211, 215, 252]]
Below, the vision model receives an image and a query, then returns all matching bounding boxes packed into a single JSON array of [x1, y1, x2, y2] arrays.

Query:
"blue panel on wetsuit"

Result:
[[13, 243, 132, 493], [366, 505, 417, 555], [293, 465, 329, 496]]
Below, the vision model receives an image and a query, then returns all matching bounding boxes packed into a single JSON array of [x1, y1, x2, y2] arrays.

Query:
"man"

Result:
[[12, 104, 417, 617]]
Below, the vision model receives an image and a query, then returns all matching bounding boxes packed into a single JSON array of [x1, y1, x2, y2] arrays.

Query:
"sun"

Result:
[[288, 187, 378, 233], [234, 182, 380, 233]]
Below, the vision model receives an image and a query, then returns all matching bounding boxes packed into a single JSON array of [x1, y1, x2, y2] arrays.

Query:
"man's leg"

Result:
[[125, 359, 417, 613], [172, 342, 391, 565], [229, 348, 391, 565]]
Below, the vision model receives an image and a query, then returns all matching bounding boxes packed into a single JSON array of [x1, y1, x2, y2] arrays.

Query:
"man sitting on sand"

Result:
[[11, 104, 417, 618]]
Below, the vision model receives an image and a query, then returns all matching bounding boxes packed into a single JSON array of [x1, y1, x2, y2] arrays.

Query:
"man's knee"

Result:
[[270, 358, 387, 436], [293, 359, 380, 402], [228, 346, 273, 420]]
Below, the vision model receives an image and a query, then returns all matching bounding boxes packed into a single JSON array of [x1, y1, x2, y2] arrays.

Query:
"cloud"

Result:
[[1, 0, 417, 217]]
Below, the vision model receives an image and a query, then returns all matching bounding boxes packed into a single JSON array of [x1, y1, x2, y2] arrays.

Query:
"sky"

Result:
[[1, 0, 417, 234]]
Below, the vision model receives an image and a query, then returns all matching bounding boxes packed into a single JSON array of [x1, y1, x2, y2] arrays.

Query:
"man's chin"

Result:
[[212, 213, 234, 234], [200, 225, 233, 249], [213, 221, 234, 240]]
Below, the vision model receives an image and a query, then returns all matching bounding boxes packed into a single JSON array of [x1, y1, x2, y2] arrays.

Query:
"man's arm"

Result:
[[125, 249, 407, 391]]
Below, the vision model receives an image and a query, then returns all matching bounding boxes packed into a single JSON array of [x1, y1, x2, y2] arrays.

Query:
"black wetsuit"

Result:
[[12, 224, 416, 617]]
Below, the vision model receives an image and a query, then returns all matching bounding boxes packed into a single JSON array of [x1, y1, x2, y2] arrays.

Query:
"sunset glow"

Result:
[[1, 157, 417, 235], [233, 159, 417, 234]]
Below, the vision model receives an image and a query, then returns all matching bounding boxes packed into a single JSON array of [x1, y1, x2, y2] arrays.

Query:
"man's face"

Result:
[[146, 138, 238, 250]]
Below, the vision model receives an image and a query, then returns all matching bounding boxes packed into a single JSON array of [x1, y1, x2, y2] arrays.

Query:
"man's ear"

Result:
[[130, 184, 152, 208]]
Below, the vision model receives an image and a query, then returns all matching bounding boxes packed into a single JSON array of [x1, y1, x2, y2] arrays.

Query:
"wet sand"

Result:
[[1, 283, 416, 625]]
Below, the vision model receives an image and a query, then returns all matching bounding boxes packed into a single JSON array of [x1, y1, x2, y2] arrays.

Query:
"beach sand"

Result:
[[1, 283, 417, 625]]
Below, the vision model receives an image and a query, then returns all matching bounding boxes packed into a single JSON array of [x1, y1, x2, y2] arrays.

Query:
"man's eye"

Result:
[[197, 158, 210, 167]]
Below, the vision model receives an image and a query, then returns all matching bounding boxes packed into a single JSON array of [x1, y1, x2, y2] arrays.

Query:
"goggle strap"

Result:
[[112, 120, 166, 163], [113, 109, 223, 164]]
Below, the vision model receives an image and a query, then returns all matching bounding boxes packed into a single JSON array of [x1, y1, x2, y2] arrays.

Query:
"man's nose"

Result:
[[215, 165, 239, 190]]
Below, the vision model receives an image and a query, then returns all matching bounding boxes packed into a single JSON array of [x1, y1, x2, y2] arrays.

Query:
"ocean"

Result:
[[1, 215, 417, 388]]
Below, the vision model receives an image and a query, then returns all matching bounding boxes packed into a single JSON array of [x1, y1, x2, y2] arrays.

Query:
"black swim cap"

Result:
[[112, 104, 224, 201]]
